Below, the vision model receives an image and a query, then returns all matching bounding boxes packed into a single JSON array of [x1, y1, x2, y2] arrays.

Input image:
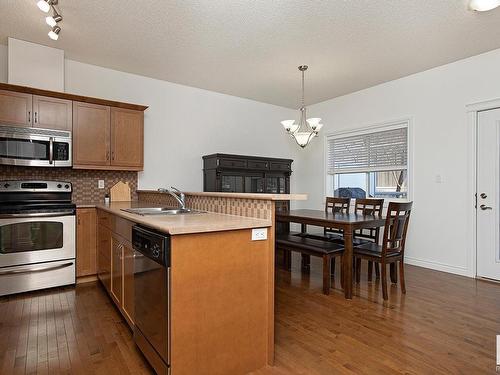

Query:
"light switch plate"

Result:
[[98, 180, 105, 189], [252, 228, 267, 241]]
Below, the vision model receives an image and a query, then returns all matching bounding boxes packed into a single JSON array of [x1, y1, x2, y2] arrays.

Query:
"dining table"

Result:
[[275, 209, 386, 299]]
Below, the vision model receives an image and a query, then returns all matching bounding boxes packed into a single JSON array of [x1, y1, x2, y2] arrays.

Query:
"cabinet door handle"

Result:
[[28, 111, 31, 123], [106, 151, 110, 160], [34, 112, 38, 124], [112, 151, 115, 161]]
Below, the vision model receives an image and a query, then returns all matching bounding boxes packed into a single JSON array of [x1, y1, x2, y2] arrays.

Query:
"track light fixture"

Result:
[[48, 26, 61, 40], [37, 0, 57, 13], [36, 0, 63, 41]]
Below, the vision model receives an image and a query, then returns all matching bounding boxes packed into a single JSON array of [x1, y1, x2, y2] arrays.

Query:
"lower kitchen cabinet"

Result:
[[111, 234, 123, 305], [76, 208, 97, 277], [122, 243, 135, 323], [97, 209, 134, 327], [97, 225, 112, 293]]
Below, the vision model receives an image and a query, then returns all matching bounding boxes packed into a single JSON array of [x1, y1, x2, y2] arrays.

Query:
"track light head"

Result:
[[37, 0, 58, 13], [46, 13, 62, 27], [48, 25, 61, 40]]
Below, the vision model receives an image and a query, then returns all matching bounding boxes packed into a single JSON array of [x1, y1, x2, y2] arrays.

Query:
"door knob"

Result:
[[480, 193, 487, 199], [480, 204, 492, 210]]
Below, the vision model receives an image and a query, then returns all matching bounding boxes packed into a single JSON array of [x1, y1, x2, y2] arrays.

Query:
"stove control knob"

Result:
[[57, 184, 62, 188], [3, 183, 10, 188], [65, 184, 70, 189]]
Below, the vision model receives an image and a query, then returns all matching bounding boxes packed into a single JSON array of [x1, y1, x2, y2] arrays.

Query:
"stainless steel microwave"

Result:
[[0, 125, 72, 167]]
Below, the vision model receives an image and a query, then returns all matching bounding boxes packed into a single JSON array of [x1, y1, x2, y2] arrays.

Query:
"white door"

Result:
[[477, 108, 500, 280]]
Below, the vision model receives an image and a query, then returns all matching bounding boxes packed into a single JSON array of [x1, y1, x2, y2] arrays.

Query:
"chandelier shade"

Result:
[[281, 65, 323, 148]]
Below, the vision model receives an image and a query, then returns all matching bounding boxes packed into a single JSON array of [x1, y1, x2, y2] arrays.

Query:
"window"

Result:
[[326, 121, 410, 200]]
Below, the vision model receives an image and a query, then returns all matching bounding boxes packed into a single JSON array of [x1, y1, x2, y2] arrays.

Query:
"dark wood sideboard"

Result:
[[202, 153, 293, 194]]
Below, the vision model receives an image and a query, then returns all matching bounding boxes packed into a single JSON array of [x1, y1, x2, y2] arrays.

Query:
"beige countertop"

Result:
[[136, 190, 308, 201], [77, 201, 272, 235]]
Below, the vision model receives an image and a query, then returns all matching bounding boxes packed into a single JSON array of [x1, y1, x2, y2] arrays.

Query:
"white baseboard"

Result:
[[405, 256, 473, 278]]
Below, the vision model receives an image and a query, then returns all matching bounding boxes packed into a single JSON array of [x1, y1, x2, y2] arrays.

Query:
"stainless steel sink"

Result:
[[121, 207, 204, 216]]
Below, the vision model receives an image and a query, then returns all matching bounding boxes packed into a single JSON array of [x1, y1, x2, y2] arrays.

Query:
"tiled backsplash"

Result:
[[0, 166, 138, 202], [138, 191, 274, 220]]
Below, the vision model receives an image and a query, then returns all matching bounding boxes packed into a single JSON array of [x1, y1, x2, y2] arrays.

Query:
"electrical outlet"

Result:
[[98, 180, 105, 189], [252, 228, 268, 241]]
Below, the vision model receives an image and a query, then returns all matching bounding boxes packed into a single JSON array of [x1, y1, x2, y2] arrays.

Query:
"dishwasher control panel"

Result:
[[132, 225, 171, 267]]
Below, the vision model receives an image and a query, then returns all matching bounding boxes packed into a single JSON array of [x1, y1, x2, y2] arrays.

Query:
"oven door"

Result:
[[0, 213, 75, 268], [0, 127, 72, 167]]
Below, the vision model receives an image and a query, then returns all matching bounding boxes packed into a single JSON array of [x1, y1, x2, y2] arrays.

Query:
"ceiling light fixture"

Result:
[[37, 0, 63, 41], [281, 65, 323, 148], [48, 25, 61, 40], [469, 0, 500, 11], [46, 10, 62, 27], [37, 0, 57, 13]]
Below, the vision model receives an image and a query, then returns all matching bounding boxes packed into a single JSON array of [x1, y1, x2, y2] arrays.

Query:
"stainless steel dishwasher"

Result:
[[132, 225, 171, 375]]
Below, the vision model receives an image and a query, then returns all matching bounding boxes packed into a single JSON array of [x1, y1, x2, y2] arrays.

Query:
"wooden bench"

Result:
[[276, 233, 344, 295]]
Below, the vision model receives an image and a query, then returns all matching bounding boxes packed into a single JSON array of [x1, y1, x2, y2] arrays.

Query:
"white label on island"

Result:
[[251, 228, 268, 241]]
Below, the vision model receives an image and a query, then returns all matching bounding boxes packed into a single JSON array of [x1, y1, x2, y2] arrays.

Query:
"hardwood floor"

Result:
[[0, 282, 152, 375], [1, 257, 498, 374]]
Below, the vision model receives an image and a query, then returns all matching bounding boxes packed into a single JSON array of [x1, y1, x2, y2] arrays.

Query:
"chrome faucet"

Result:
[[158, 186, 186, 210]]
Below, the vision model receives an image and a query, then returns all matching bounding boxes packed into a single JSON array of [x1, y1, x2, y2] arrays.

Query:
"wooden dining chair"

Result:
[[323, 197, 350, 241], [353, 198, 384, 281], [353, 201, 412, 300]]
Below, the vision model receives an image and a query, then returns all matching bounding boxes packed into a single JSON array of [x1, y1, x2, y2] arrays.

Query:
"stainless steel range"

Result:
[[0, 180, 76, 296]]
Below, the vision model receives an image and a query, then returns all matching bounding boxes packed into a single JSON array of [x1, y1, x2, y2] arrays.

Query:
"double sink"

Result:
[[122, 207, 204, 216]]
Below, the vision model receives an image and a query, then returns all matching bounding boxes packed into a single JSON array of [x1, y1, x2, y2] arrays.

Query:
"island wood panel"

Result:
[[73, 102, 110, 167], [171, 229, 272, 375], [0, 89, 32, 126], [32, 95, 73, 131], [76, 208, 97, 277], [111, 107, 144, 169]]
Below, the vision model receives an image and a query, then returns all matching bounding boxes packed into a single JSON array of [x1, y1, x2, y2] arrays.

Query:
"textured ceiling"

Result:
[[1, 1, 500, 108]]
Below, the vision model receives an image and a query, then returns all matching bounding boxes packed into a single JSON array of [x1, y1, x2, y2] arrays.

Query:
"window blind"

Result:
[[327, 125, 408, 174]]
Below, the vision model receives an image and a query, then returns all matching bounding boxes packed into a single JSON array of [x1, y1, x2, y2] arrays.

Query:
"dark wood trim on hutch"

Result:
[[0, 83, 148, 112], [202, 153, 293, 194]]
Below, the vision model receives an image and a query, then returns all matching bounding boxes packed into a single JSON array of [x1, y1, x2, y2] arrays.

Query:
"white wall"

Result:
[[0, 44, 300, 194], [297, 47, 500, 277]]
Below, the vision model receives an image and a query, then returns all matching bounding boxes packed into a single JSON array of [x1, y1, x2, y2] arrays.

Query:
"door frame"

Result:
[[466, 98, 500, 279]]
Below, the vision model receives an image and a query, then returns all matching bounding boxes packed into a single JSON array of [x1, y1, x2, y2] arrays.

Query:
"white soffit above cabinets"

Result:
[[8, 38, 64, 91], [1, 1, 500, 108]]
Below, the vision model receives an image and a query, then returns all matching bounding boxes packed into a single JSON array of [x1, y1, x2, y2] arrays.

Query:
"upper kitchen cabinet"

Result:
[[0, 90, 71, 130], [73, 102, 111, 168], [0, 83, 148, 171], [73, 103, 144, 171], [0, 89, 32, 127], [110, 108, 144, 169], [32, 95, 72, 131]]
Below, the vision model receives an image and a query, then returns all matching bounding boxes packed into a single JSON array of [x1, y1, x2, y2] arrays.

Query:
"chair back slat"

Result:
[[382, 201, 412, 257], [354, 198, 384, 242], [325, 197, 350, 235]]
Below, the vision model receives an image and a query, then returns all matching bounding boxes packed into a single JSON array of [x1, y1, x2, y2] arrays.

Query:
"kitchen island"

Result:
[[85, 191, 306, 375]]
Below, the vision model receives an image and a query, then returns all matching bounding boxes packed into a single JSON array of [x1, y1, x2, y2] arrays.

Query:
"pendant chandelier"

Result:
[[281, 65, 323, 148]]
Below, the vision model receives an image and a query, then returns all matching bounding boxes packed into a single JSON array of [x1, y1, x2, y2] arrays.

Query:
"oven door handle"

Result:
[[49, 137, 54, 165], [0, 210, 75, 219], [0, 261, 74, 276]]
